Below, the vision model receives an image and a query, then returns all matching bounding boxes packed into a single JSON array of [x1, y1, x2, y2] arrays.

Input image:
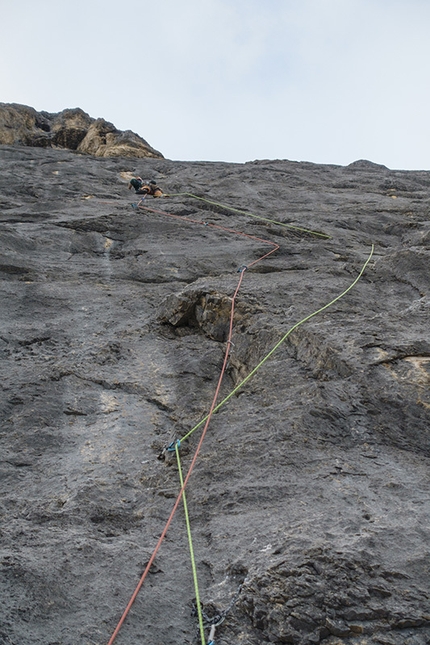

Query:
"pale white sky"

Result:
[[1, 0, 429, 169]]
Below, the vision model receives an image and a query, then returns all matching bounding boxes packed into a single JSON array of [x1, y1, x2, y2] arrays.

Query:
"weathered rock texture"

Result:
[[0, 144, 429, 645], [0, 103, 163, 158]]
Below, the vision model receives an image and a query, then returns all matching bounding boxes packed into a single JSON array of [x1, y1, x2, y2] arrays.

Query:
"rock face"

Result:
[[0, 144, 429, 645], [0, 103, 164, 158]]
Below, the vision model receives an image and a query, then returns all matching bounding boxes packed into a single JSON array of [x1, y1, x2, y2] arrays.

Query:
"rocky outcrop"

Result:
[[0, 103, 163, 158], [239, 548, 430, 644], [0, 144, 429, 645]]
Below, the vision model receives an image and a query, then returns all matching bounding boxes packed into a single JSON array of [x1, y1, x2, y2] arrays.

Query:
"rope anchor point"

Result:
[[158, 439, 181, 461], [166, 439, 181, 452]]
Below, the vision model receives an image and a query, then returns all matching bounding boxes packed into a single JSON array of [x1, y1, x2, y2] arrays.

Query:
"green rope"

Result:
[[165, 192, 330, 239], [175, 443, 206, 645], [180, 244, 374, 443]]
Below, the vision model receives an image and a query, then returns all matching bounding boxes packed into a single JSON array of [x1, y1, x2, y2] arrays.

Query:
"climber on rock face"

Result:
[[128, 178, 163, 197], [128, 176, 143, 192]]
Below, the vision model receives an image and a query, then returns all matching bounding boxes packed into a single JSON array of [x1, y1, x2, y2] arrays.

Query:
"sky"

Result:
[[1, 0, 429, 170]]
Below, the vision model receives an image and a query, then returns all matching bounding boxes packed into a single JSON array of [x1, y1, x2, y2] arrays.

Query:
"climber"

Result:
[[128, 176, 144, 192], [143, 180, 163, 197], [128, 178, 163, 197]]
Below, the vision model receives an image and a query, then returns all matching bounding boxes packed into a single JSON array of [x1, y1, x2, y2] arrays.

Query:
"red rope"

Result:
[[107, 201, 279, 645]]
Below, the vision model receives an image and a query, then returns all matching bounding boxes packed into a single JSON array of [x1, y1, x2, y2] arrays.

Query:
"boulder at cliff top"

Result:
[[0, 103, 163, 158]]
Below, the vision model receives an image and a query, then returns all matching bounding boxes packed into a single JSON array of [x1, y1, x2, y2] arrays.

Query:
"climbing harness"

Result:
[[106, 191, 374, 645]]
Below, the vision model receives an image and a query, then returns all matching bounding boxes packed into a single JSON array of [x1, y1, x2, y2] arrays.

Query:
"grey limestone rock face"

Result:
[[0, 145, 429, 645], [0, 103, 164, 158]]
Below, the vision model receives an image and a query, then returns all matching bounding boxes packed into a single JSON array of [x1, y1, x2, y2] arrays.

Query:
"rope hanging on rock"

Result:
[[175, 444, 206, 645], [165, 192, 331, 239], [106, 191, 374, 645]]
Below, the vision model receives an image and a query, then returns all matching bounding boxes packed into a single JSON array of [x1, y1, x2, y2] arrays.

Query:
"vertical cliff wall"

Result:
[[0, 144, 429, 645]]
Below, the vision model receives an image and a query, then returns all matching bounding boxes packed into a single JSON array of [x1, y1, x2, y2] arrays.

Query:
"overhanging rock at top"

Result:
[[0, 102, 164, 158]]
